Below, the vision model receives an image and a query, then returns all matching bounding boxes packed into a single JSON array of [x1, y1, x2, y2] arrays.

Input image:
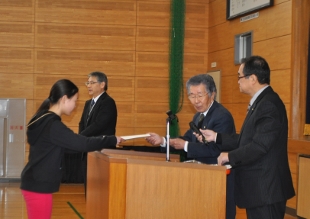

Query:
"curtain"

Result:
[[169, 0, 185, 137]]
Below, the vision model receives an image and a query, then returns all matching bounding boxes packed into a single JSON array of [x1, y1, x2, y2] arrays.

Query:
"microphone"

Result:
[[166, 110, 178, 122], [189, 122, 208, 144]]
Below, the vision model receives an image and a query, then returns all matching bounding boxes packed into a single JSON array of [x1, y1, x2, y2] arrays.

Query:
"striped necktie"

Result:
[[197, 113, 205, 129], [90, 99, 95, 108], [88, 99, 95, 119]]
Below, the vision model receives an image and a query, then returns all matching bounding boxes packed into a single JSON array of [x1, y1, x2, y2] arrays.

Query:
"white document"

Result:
[[121, 134, 151, 140]]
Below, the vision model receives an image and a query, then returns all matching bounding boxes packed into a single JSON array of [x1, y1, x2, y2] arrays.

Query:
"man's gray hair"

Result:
[[186, 74, 217, 99]]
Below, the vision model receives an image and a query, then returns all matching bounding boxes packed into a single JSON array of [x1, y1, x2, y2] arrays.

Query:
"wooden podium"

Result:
[[86, 149, 227, 219], [297, 155, 310, 218]]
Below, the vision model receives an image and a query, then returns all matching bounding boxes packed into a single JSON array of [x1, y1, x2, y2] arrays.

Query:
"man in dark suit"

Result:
[[79, 71, 117, 193], [146, 74, 236, 219], [201, 56, 295, 219]]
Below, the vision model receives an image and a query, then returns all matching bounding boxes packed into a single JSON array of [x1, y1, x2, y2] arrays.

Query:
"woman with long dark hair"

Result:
[[20, 79, 124, 219]]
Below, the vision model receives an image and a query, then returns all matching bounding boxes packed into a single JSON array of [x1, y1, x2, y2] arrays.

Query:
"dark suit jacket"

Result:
[[184, 101, 236, 164], [220, 86, 295, 208], [79, 92, 117, 137]]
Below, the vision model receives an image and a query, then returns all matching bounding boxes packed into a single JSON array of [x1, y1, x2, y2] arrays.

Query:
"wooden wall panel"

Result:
[[208, 22, 233, 53], [36, 0, 136, 25], [35, 24, 136, 51], [35, 49, 135, 76], [185, 3, 208, 28], [184, 1, 208, 74], [136, 27, 170, 52], [134, 113, 167, 128], [183, 53, 208, 78], [270, 69, 291, 104], [0, 48, 34, 73], [135, 77, 169, 102], [0, 73, 33, 99], [137, 2, 170, 27], [208, 0, 226, 27], [0, 22, 34, 47], [136, 102, 168, 114], [135, 52, 169, 77], [207, 48, 238, 78], [184, 28, 208, 54], [0, 0, 34, 22], [264, 1, 291, 39], [95, 77, 135, 102], [253, 35, 291, 71]]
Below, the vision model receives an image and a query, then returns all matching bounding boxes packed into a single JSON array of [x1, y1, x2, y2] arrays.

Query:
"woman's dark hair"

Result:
[[35, 79, 79, 114]]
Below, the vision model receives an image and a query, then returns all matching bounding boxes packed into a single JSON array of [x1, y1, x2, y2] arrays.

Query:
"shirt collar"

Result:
[[92, 92, 105, 103], [250, 85, 269, 106], [201, 100, 214, 116]]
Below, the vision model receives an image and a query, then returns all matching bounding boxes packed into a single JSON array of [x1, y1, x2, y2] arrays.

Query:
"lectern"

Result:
[[297, 154, 310, 218], [86, 149, 227, 219]]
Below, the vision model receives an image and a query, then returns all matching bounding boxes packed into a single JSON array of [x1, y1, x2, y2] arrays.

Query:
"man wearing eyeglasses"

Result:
[[200, 56, 295, 219], [146, 73, 236, 219], [79, 71, 117, 195]]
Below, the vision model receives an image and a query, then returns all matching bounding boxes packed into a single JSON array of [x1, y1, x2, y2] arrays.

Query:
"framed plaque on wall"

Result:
[[227, 0, 274, 20]]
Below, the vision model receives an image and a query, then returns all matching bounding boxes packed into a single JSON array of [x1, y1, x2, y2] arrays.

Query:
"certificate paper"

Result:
[[121, 134, 151, 140]]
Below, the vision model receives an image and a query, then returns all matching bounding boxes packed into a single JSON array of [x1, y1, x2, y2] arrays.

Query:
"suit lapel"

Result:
[[238, 86, 273, 137], [239, 102, 255, 136], [86, 92, 108, 125], [195, 101, 218, 129], [203, 101, 218, 129]]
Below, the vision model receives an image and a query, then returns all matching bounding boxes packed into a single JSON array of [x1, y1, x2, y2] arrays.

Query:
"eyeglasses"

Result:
[[85, 81, 99, 86], [188, 93, 208, 101], [238, 75, 251, 80]]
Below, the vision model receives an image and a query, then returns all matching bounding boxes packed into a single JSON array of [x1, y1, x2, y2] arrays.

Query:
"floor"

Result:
[[0, 182, 299, 219], [0, 182, 86, 219]]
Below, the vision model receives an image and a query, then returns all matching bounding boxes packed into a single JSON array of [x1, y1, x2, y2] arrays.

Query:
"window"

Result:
[[234, 31, 253, 64]]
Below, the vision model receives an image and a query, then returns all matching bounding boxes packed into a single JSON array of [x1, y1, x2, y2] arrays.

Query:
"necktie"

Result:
[[88, 99, 95, 119], [195, 114, 205, 143], [90, 99, 95, 108], [197, 113, 205, 129]]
